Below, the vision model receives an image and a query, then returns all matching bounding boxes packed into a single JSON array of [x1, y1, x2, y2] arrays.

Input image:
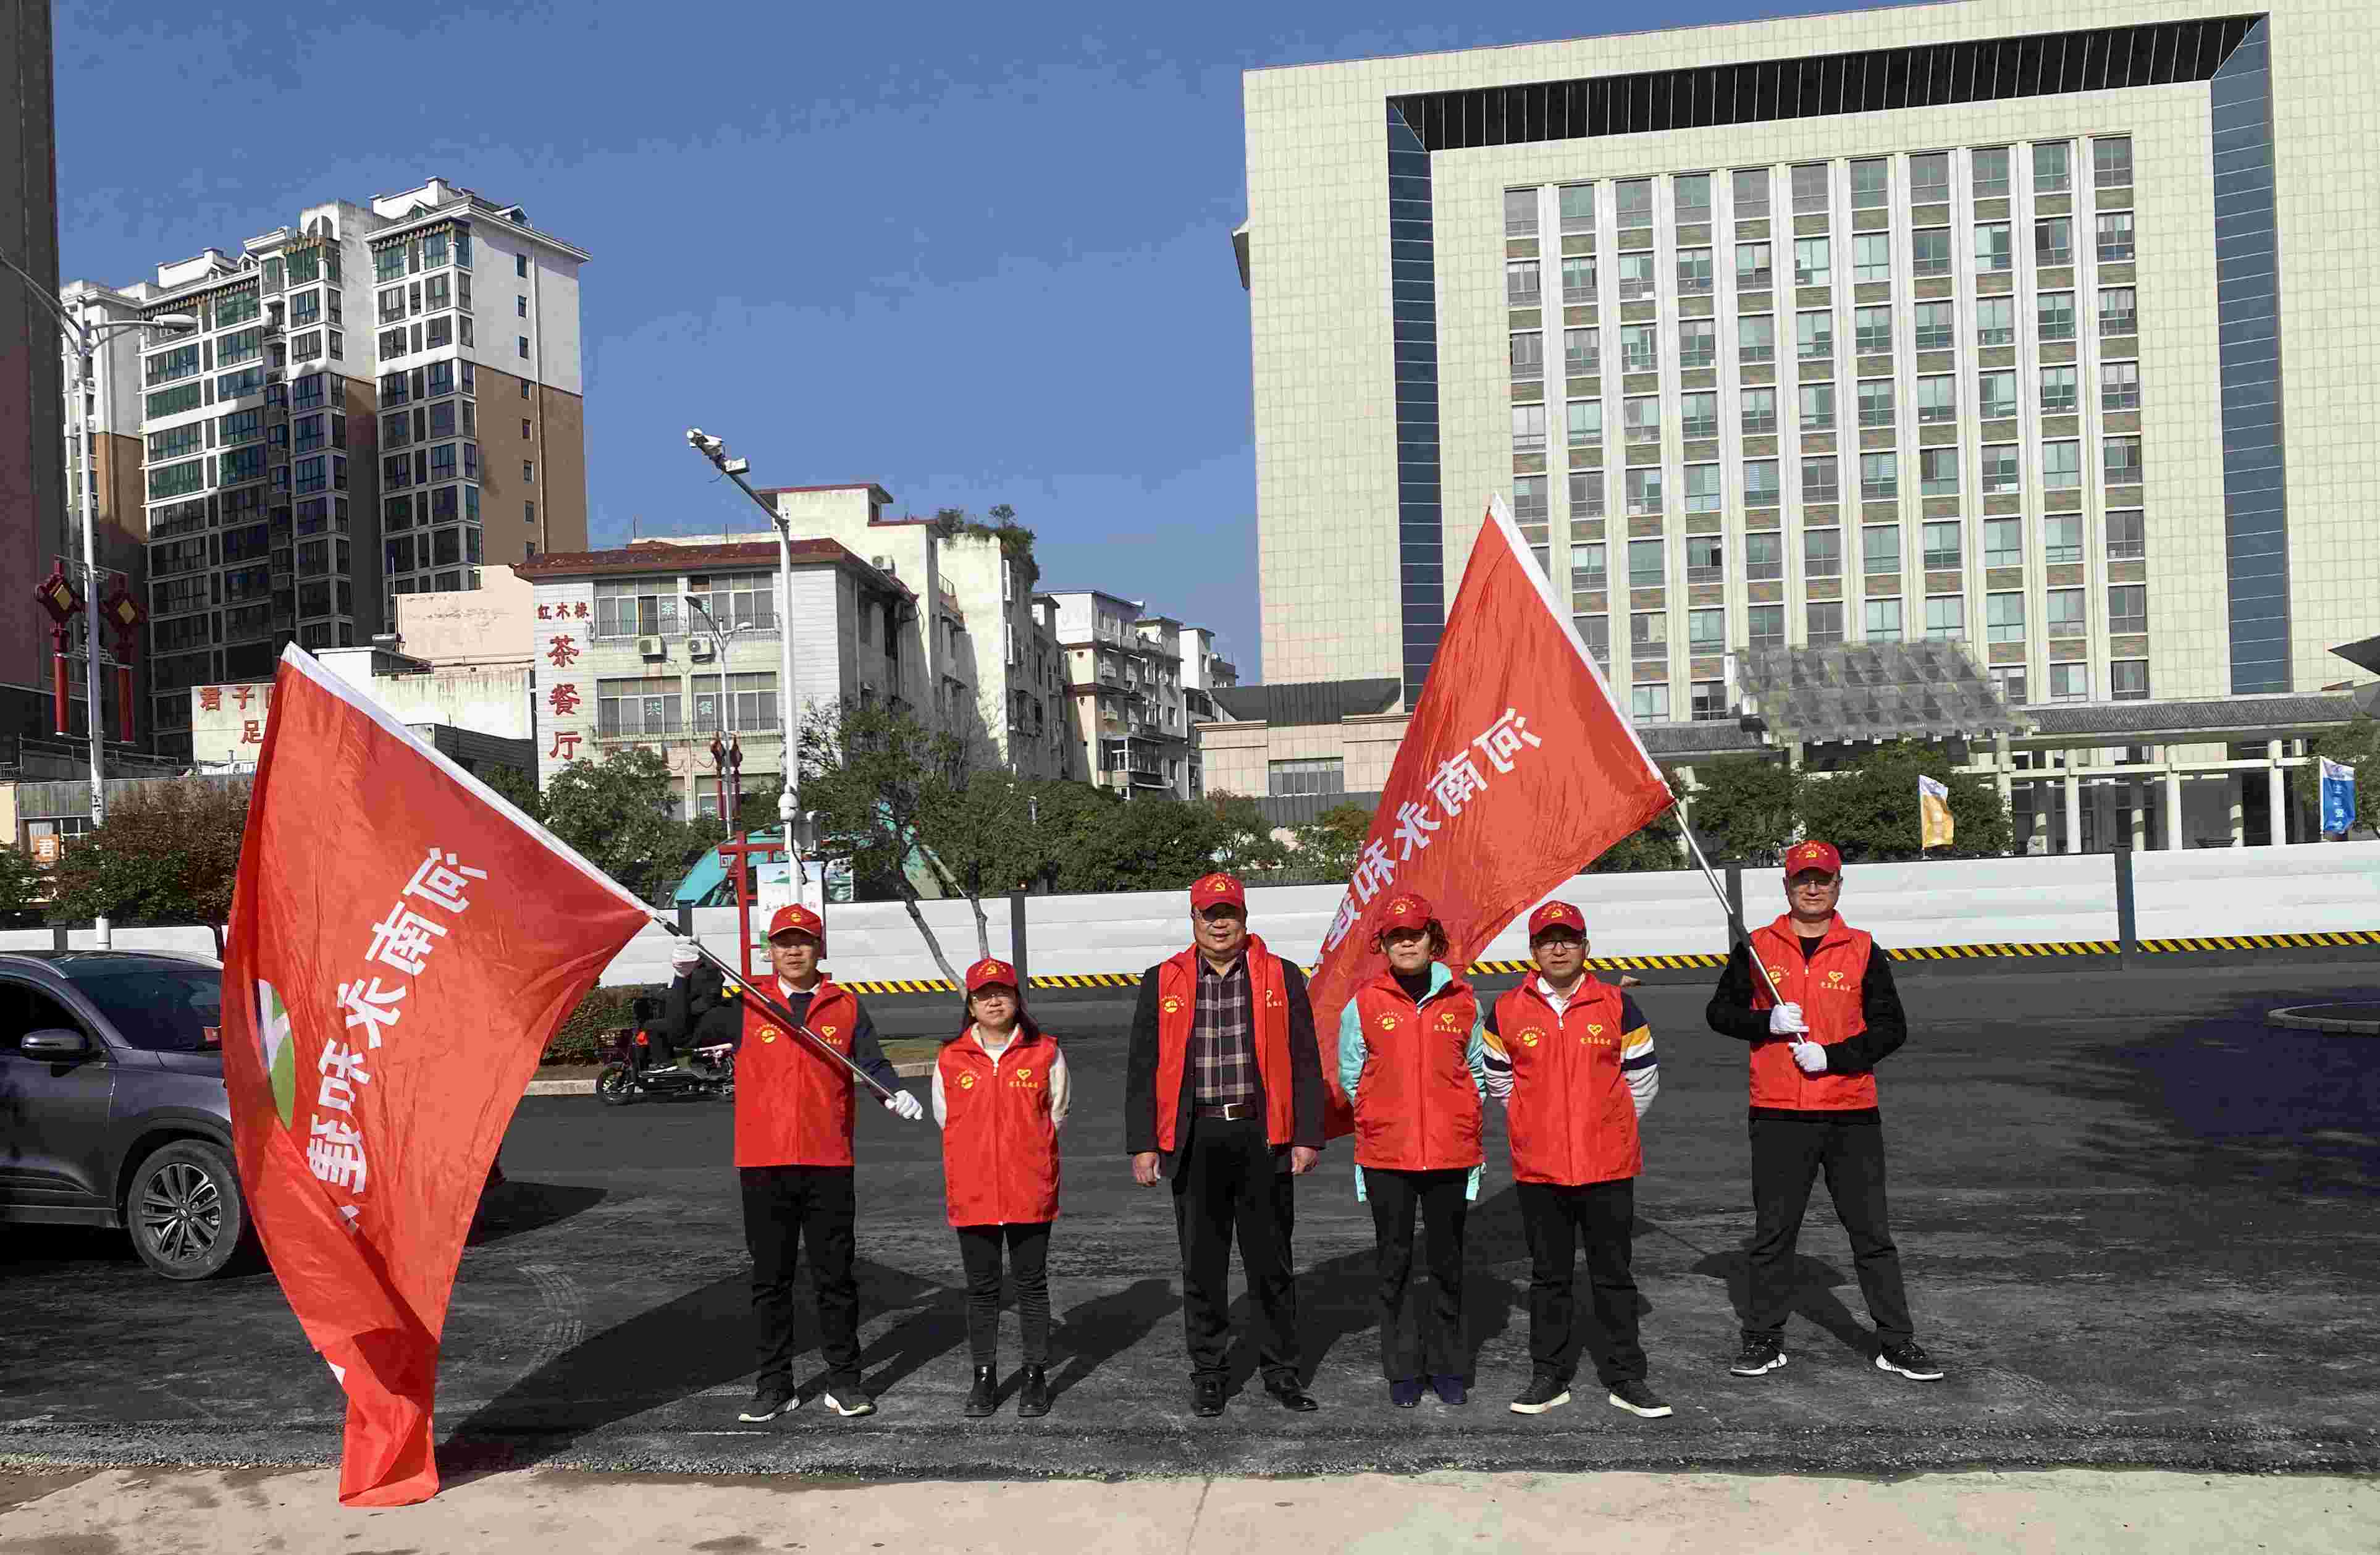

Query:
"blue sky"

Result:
[[54, 0, 1864, 678]]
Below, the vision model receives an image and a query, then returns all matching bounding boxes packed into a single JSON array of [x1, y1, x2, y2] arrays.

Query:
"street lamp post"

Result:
[[1, 250, 195, 950]]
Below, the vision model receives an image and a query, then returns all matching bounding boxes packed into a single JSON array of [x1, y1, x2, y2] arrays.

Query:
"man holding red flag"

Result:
[[222, 647, 657, 1506], [689, 904, 925, 1423], [1125, 872, 1326, 1418]]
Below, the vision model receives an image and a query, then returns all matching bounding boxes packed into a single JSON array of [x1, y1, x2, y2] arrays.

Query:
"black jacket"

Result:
[[1125, 951, 1326, 1172], [1705, 933, 1908, 1122], [655, 963, 730, 1043]]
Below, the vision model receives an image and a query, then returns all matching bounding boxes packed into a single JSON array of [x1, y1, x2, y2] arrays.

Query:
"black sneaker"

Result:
[[1608, 1378, 1673, 1418], [820, 1387, 877, 1418], [1508, 1373, 1571, 1415], [738, 1380, 797, 1422], [1730, 1336, 1788, 1376], [1876, 1341, 1944, 1381]]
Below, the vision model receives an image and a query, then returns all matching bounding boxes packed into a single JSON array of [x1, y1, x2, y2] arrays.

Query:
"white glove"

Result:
[[1789, 1039, 1828, 1075], [885, 1089, 925, 1121], [670, 942, 702, 975], [1768, 1002, 1808, 1036]]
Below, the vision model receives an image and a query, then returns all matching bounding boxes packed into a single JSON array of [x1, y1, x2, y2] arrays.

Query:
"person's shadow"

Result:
[[465, 1182, 608, 1249], [1049, 1278, 1175, 1401], [1690, 1247, 1869, 1354]]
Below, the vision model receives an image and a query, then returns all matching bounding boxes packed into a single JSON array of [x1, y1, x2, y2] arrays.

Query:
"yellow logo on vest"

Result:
[[1825, 971, 1845, 986], [759, 1026, 781, 1044], [1264, 987, 1282, 1008], [1518, 1027, 1544, 1048], [1015, 1066, 1033, 1082], [1162, 996, 1182, 1014], [1377, 1014, 1398, 1031], [819, 1024, 841, 1039], [1765, 966, 1788, 985], [957, 1072, 977, 1090]]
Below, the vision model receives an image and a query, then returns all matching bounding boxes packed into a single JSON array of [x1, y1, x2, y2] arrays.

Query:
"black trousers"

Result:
[[740, 1165, 861, 1391], [1366, 1167, 1471, 1381], [1516, 1178, 1644, 1389], [1746, 1118, 1914, 1344], [1170, 1116, 1302, 1383], [956, 1221, 1053, 1367]]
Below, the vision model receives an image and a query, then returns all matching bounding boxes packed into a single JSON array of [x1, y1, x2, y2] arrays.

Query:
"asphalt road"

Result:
[[4, 960, 2378, 1482]]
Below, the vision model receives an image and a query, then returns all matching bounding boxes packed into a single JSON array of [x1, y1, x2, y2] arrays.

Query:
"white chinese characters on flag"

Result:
[[1305, 495, 1674, 1137], [222, 647, 653, 1507]]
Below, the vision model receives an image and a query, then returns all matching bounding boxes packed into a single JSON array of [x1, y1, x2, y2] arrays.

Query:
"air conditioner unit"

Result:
[[870, 554, 896, 576], [637, 635, 666, 660], [688, 634, 717, 661]]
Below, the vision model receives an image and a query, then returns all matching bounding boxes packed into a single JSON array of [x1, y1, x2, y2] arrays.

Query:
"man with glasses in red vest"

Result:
[[1704, 840, 1942, 1384], [1126, 872, 1327, 1418]]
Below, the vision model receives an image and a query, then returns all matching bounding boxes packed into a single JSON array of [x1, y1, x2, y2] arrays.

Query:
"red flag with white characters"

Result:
[[221, 647, 652, 1506], [1305, 496, 1673, 1137]]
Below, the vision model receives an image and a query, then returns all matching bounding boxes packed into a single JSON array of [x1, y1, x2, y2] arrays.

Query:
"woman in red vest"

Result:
[[1336, 893, 1487, 1408], [935, 958, 1069, 1419]]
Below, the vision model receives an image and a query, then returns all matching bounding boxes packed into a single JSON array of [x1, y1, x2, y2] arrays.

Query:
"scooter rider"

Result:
[[652, 940, 730, 1069]]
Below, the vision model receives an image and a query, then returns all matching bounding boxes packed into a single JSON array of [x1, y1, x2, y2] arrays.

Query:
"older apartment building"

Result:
[[1046, 590, 1240, 799]]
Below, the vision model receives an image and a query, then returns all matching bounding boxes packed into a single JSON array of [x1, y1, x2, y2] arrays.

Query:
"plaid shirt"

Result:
[[1191, 954, 1259, 1108]]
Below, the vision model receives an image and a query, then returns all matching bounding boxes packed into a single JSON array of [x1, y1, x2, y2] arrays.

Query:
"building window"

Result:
[[1981, 443, 2020, 495], [2110, 660, 2149, 700], [2048, 662, 2089, 701], [1799, 382, 1835, 430], [1748, 602, 1785, 648], [1615, 179, 1653, 229], [1791, 162, 1830, 214], [1681, 390, 1719, 440], [1681, 465, 1722, 515], [1972, 146, 2011, 198], [1907, 301, 1950, 353], [1974, 222, 2012, 273], [594, 578, 682, 638], [1513, 474, 1549, 521], [1679, 319, 1716, 368], [1736, 241, 1772, 290], [1978, 369, 2019, 421], [1557, 182, 1594, 233], [2042, 440, 2082, 490], [2038, 291, 2077, 342], [1570, 543, 1607, 591], [1744, 458, 1780, 506], [1746, 531, 1783, 581], [1987, 591, 2026, 643], [1864, 598, 1904, 642], [1620, 324, 1659, 373], [2034, 140, 2071, 193], [1562, 255, 1596, 302], [1924, 596, 1965, 641], [1911, 226, 1951, 278], [1575, 613, 1610, 660], [2045, 513, 2084, 565], [1506, 260, 1541, 306], [2101, 286, 2138, 335], [1922, 519, 1961, 569], [1804, 527, 1842, 579], [1617, 251, 1656, 301], [2094, 137, 2134, 188], [1563, 327, 1598, 377], [1631, 684, 1670, 722], [1565, 398, 1602, 450], [517, 335, 530, 358], [1623, 395, 1660, 444], [1796, 310, 1833, 360], [1909, 150, 1950, 204], [1740, 387, 1775, 436], [2103, 360, 2141, 411], [1270, 755, 1345, 797], [2106, 508, 2145, 560], [1991, 666, 2029, 705], [1511, 403, 1547, 453], [2046, 587, 2087, 637], [2108, 584, 2147, 634], [1802, 456, 1840, 503], [1807, 599, 1845, 645], [1628, 538, 1665, 586], [1674, 172, 1712, 222], [1857, 379, 1894, 428], [2041, 365, 2079, 414], [1566, 470, 1604, 516], [1630, 610, 1667, 648], [1793, 237, 1831, 287], [1624, 467, 1663, 516], [1688, 607, 1726, 651], [1848, 158, 1888, 208], [597, 675, 683, 737], [1510, 331, 1544, 382], [1915, 374, 1955, 423], [1738, 314, 1775, 364], [2096, 211, 2135, 262], [1852, 232, 1891, 283], [2104, 436, 2143, 486], [1854, 305, 1893, 355], [293, 455, 327, 494], [1732, 167, 1770, 216], [525, 499, 537, 528], [2035, 217, 2073, 268], [1678, 247, 1714, 295], [1862, 524, 1900, 576], [1682, 536, 1723, 588]]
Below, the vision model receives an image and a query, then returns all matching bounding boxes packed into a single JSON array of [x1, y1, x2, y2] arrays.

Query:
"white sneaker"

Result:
[[820, 1389, 877, 1418]]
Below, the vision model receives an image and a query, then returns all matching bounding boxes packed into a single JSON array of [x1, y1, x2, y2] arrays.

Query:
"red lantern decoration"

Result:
[[100, 578, 144, 744], [32, 565, 83, 738]]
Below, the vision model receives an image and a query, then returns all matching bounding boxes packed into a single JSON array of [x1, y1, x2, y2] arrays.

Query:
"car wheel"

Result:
[[595, 1063, 637, 1106], [127, 1140, 248, 1281]]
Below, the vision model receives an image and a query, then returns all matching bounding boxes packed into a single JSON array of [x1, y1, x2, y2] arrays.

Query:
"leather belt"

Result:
[[1195, 1102, 1256, 1121]]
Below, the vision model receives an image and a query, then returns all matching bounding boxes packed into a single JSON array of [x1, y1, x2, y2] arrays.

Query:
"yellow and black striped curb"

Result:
[[831, 931, 2380, 995]]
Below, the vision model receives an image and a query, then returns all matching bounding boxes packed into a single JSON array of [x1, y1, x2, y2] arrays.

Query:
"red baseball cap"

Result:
[[767, 904, 826, 945], [1784, 840, 1843, 878], [965, 958, 1019, 995], [1377, 892, 1435, 934], [1527, 901, 1586, 939], [1190, 872, 1247, 912]]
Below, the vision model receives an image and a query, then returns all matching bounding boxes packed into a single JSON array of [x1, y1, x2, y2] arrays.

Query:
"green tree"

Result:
[[2292, 718, 2380, 834], [1287, 801, 1373, 883], [0, 846, 41, 924], [476, 759, 545, 824], [1589, 777, 1686, 874], [1797, 740, 2011, 862], [1056, 795, 1231, 893], [541, 747, 720, 901], [923, 769, 1067, 950], [50, 778, 251, 950], [1205, 791, 1290, 876], [1686, 755, 1799, 863]]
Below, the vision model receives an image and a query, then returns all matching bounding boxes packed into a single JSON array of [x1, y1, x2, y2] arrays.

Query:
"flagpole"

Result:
[[1677, 820, 1785, 1005], [658, 920, 902, 1105]]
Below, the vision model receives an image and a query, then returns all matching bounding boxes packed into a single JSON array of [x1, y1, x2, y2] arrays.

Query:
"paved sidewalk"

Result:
[[1, 1465, 2371, 1553]]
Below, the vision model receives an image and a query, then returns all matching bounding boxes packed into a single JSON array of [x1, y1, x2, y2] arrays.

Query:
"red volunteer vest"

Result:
[[1746, 915, 1879, 1111], [1350, 968, 1482, 1173], [1491, 978, 1641, 1187], [1151, 937, 1297, 1152], [938, 1026, 1062, 1228], [733, 976, 861, 1168]]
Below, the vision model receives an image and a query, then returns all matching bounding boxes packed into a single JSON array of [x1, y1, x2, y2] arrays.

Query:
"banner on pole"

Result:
[[1918, 774, 1955, 851], [222, 646, 653, 1506], [2320, 757, 2358, 836], [1303, 495, 1674, 1137]]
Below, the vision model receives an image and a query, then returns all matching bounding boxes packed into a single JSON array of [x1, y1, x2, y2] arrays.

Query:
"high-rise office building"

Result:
[[71, 178, 587, 761], [2, 0, 66, 740], [1240, 0, 2373, 725]]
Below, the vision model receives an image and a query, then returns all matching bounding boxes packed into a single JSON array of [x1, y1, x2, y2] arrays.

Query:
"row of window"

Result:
[[592, 672, 781, 738], [382, 484, 481, 531], [1563, 513, 2146, 591], [1513, 436, 2144, 515], [589, 575, 780, 639], [372, 229, 471, 284], [1592, 585, 2139, 653], [1617, 656, 2141, 722], [1504, 138, 2135, 236], [383, 525, 484, 577]]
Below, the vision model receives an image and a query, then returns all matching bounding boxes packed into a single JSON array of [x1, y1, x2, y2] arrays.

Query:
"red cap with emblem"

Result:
[[965, 958, 1020, 995], [1190, 872, 1247, 912], [1785, 840, 1843, 878], [1526, 901, 1586, 939], [767, 904, 826, 948], [1377, 893, 1435, 933]]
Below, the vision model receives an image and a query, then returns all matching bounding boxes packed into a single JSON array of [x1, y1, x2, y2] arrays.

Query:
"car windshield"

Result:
[[55, 960, 224, 1052]]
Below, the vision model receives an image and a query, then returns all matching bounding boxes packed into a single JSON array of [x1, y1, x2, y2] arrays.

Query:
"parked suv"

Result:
[[0, 951, 245, 1279]]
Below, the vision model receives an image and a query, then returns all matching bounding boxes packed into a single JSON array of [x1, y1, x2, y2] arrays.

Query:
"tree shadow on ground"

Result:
[[439, 1258, 950, 1479], [465, 1182, 609, 1248]]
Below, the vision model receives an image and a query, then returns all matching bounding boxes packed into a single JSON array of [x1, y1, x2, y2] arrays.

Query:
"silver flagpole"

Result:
[[655, 917, 902, 1105], [1676, 819, 1785, 1005]]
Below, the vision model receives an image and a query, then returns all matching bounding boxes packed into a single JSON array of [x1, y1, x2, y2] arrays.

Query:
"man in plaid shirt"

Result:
[[1127, 872, 1326, 1417]]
